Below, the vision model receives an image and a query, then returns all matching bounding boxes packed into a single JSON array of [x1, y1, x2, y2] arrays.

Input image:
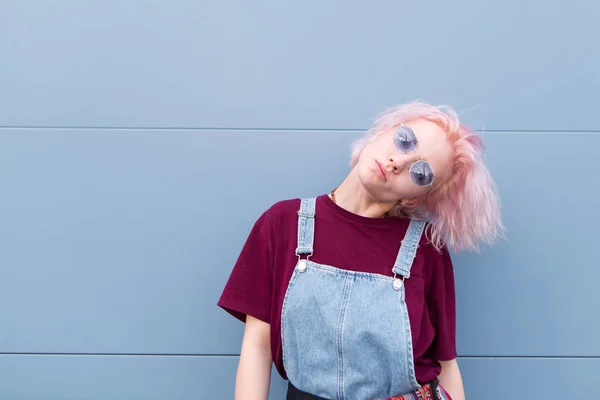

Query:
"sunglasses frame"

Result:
[[395, 123, 435, 188]]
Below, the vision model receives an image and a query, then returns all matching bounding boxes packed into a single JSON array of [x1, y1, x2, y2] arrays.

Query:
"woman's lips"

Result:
[[375, 160, 387, 182]]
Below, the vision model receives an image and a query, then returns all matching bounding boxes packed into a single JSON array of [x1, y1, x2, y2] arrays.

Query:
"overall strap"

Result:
[[392, 219, 427, 278], [295, 198, 317, 258]]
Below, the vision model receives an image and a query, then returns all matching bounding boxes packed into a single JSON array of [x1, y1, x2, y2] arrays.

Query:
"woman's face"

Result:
[[356, 118, 453, 203]]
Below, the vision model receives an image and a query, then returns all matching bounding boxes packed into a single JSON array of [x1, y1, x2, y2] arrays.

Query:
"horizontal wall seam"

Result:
[[1, 126, 600, 134], [1, 353, 599, 359]]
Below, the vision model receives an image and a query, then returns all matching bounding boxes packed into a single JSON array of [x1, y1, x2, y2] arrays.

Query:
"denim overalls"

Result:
[[281, 198, 443, 400]]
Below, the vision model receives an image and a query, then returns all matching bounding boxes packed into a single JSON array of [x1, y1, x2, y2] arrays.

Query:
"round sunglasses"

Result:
[[392, 124, 435, 187]]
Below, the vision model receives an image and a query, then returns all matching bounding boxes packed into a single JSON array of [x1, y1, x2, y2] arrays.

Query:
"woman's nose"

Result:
[[387, 152, 418, 175], [387, 154, 407, 175]]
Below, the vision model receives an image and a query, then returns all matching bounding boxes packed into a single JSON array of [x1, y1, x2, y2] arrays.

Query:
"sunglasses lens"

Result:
[[410, 160, 435, 187], [393, 126, 417, 153]]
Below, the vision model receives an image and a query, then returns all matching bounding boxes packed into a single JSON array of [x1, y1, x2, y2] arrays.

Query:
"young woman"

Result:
[[218, 101, 503, 400]]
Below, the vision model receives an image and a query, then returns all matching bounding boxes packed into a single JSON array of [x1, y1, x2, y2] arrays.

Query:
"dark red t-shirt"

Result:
[[217, 194, 457, 384]]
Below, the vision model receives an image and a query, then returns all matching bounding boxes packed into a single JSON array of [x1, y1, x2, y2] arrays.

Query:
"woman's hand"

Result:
[[235, 315, 273, 400]]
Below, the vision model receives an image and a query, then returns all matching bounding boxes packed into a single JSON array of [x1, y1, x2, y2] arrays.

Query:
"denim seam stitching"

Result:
[[399, 283, 420, 391], [306, 261, 396, 282], [280, 268, 300, 380], [296, 198, 316, 255], [336, 276, 352, 400], [392, 219, 426, 277]]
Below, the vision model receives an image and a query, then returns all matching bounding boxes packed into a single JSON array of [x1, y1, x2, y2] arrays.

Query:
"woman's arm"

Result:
[[235, 315, 273, 400], [438, 359, 466, 400]]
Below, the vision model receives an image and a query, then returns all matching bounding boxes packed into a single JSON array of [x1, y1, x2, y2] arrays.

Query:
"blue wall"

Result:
[[1, 1, 599, 398]]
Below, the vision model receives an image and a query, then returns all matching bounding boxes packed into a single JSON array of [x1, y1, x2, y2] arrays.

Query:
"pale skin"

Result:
[[236, 316, 272, 400], [236, 118, 466, 399]]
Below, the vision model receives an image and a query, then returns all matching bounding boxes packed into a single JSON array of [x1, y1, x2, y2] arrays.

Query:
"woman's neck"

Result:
[[330, 169, 393, 219]]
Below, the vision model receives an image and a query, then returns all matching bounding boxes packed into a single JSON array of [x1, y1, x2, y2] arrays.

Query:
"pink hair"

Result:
[[350, 101, 504, 253]]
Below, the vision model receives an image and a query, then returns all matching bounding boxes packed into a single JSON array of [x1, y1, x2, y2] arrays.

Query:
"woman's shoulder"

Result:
[[252, 196, 311, 231], [258, 197, 300, 221], [254, 195, 328, 236], [417, 224, 454, 281], [260, 194, 325, 220], [267, 197, 302, 214]]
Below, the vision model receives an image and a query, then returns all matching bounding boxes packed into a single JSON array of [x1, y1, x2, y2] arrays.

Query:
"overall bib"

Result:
[[282, 198, 450, 400]]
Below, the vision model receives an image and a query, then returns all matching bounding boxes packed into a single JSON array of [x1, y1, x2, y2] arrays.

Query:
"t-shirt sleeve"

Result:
[[426, 247, 458, 361], [217, 211, 274, 324]]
